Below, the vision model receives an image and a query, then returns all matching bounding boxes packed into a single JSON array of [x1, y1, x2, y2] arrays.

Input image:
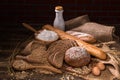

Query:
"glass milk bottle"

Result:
[[53, 6, 65, 31]]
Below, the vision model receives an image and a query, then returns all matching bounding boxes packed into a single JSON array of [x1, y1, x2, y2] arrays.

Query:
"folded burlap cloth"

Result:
[[70, 22, 119, 42], [65, 15, 90, 30]]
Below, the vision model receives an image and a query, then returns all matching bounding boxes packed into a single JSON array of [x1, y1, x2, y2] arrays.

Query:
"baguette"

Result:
[[43, 24, 106, 60]]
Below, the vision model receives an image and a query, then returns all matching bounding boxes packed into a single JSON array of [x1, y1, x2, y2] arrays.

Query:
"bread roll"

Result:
[[47, 39, 78, 68], [66, 31, 96, 43], [64, 46, 91, 67]]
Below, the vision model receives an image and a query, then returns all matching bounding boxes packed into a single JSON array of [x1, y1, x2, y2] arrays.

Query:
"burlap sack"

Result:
[[65, 15, 90, 30], [71, 22, 119, 42]]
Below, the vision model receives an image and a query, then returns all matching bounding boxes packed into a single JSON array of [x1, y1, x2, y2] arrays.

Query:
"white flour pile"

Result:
[[36, 29, 59, 41]]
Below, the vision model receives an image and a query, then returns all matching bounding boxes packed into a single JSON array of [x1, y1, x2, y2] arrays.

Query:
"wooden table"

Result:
[[0, 24, 120, 80]]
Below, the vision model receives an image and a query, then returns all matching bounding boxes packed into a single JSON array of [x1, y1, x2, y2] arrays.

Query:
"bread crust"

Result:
[[66, 31, 96, 43], [43, 24, 106, 60]]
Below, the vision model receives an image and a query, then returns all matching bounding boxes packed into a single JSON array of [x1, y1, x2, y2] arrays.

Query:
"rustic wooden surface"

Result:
[[0, 24, 84, 80], [0, 24, 120, 79]]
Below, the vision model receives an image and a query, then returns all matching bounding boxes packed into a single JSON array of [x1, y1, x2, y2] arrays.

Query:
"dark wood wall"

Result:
[[1, 0, 120, 25]]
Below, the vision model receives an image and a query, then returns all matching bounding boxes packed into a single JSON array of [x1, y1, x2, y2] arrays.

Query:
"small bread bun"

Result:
[[35, 29, 59, 44], [66, 31, 96, 43], [64, 46, 91, 67], [55, 6, 63, 10]]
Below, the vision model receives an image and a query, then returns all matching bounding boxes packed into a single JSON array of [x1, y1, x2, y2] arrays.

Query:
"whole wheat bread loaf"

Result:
[[47, 39, 78, 68]]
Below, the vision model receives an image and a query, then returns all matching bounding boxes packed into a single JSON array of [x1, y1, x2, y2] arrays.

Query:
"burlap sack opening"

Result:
[[71, 22, 119, 42]]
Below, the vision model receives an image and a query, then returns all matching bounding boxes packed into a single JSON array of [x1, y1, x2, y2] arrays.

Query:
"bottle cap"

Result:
[[55, 6, 63, 10]]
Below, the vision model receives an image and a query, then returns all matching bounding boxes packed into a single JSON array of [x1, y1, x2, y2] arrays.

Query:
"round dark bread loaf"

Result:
[[64, 46, 91, 67], [47, 39, 78, 68]]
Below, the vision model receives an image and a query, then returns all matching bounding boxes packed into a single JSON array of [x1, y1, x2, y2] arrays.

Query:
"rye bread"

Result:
[[47, 39, 78, 68]]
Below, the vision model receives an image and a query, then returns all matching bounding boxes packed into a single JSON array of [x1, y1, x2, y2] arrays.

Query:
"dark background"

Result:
[[0, 0, 120, 54], [1, 0, 120, 24]]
